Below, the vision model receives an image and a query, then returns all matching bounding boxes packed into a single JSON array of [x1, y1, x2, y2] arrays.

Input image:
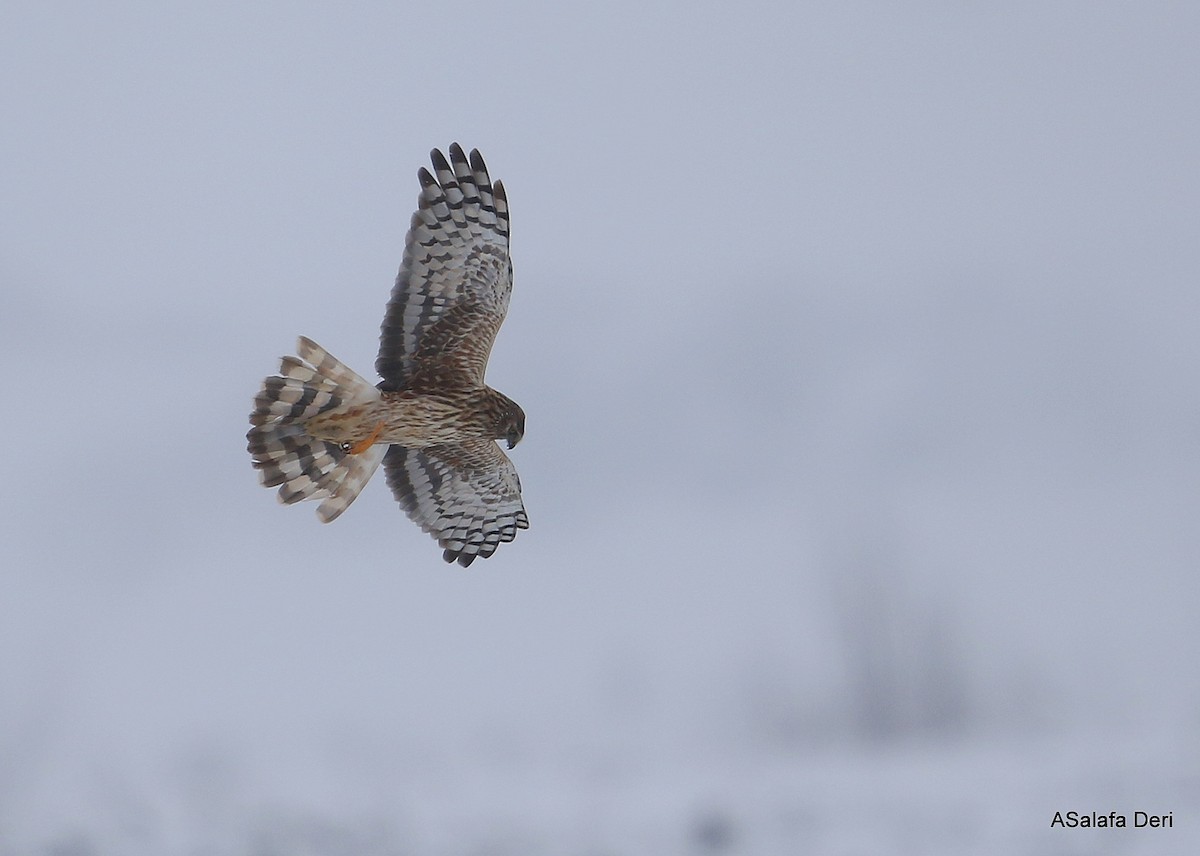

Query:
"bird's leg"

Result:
[[344, 421, 385, 455]]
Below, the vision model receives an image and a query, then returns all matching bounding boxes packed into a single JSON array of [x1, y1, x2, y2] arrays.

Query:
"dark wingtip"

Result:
[[468, 148, 488, 177], [430, 147, 451, 175], [443, 548, 477, 567]]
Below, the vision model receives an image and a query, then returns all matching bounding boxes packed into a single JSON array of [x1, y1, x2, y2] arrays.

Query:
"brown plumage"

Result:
[[247, 145, 528, 566]]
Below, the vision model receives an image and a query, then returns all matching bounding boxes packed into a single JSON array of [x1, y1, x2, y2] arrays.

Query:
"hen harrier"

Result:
[[247, 144, 528, 566]]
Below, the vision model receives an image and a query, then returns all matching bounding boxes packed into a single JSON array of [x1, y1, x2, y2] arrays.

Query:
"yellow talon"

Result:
[[346, 421, 385, 455]]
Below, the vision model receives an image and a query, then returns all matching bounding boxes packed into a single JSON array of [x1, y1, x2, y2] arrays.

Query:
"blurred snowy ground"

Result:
[[2, 1, 1198, 853], [7, 727, 1200, 855]]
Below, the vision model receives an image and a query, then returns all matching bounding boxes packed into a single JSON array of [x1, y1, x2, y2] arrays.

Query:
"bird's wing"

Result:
[[382, 440, 528, 566], [376, 144, 513, 393]]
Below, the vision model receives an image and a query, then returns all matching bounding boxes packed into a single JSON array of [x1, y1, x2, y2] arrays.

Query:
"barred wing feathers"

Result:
[[383, 443, 529, 567], [376, 144, 513, 392]]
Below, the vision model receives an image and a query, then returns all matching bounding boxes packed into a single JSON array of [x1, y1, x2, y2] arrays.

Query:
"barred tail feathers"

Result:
[[247, 337, 385, 522]]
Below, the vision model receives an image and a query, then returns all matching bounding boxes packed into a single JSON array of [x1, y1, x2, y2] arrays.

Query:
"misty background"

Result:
[[2, 1, 1197, 853]]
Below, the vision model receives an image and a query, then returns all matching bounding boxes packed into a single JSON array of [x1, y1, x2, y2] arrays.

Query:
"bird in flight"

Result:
[[247, 145, 528, 566]]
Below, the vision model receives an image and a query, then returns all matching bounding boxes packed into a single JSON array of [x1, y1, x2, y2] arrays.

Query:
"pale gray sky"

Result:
[[2, 1, 1198, 850]]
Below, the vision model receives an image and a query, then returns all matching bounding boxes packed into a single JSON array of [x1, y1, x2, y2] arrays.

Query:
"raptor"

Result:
[[247, 145, 528, 566]]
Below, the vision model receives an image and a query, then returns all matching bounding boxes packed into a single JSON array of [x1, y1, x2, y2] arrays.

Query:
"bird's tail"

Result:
[[247, 337, 385, 522]]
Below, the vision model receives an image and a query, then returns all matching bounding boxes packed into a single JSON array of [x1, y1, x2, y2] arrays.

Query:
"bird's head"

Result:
[[490, 392, 525, 450]]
